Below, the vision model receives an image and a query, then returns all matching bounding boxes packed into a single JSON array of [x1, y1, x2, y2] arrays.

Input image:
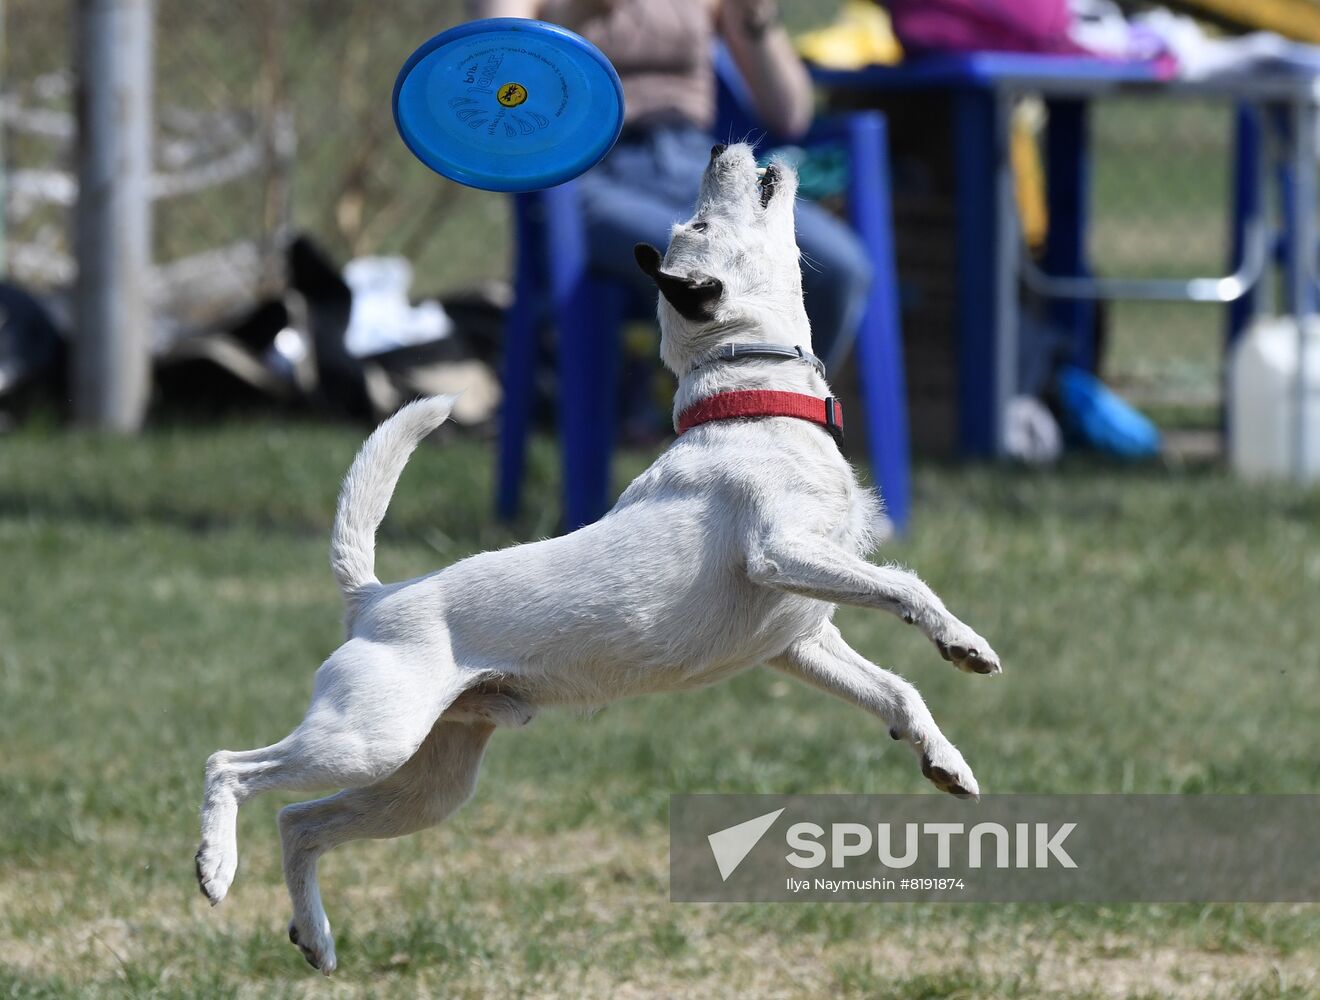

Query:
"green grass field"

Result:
[[2, 422, 1319, 997]]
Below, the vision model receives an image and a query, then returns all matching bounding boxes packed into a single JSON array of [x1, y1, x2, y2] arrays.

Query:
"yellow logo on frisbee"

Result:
[[497, 82, 528, 107]]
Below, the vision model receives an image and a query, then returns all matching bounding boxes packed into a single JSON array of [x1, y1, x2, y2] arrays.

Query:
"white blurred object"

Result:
[[1132, 10, 1320, 80], [1003, 395, 1063, 465], [1067, 1, 1320, 80], [1228, 317, 1320, 482], [1068, 0, 1162, 62], [342, 256, 453, 359], [265, 325, 310, 383], [399, 359, 501, 426]]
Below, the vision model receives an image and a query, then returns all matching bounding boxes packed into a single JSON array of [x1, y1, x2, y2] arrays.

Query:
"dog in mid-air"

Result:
[[195, 144, 1001, 974]]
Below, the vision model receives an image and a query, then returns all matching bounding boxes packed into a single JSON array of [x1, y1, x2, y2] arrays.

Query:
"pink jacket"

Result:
[[887, 0, 1090, 56]]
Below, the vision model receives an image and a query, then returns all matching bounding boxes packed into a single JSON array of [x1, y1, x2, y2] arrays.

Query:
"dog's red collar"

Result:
[[677, 390, 844, 444]]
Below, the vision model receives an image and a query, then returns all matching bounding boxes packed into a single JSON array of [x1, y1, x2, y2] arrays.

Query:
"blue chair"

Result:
[[497, 51, 911, 533]]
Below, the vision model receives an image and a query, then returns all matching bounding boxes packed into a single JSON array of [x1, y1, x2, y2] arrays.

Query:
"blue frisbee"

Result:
[[392, 18, 625, 192]]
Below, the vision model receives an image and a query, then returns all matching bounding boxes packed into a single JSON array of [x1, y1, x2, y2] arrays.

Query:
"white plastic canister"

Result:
[[1228, 316, 1320, 481]]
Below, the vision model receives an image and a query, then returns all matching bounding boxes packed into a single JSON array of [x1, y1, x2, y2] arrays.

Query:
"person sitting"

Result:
[[474, 0, 874, 369]]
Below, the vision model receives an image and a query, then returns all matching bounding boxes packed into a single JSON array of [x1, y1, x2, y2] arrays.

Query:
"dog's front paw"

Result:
[[289, 918, 337, 975], [194, 839, 237, 906], [933, 625, 1001, 676], [918, 740, 980, 800]]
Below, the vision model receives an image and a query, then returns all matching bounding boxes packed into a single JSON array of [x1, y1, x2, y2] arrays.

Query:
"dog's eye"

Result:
[[690, 221, 708, 233]]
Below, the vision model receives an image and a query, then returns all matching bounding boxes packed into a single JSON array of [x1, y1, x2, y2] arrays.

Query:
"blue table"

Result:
[[813, 54, 1319, 464]]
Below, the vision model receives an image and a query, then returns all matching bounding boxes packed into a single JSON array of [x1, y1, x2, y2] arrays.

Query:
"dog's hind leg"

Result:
[[277, 718, 496, 975], [195, 638, 472, 907], [769, 621, 980, 799]]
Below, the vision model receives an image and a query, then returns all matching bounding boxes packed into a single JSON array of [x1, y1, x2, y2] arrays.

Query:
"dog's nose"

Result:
[[710, 143, 727, 161]]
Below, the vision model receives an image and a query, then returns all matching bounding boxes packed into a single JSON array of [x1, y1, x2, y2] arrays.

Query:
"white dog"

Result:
[[195, 144, 1001, 974]]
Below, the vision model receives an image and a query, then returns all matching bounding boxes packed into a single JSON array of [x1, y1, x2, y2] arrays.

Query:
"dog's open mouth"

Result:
[[756, 164, 778, 208]]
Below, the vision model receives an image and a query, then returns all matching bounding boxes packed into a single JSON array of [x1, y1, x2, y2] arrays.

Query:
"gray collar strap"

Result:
[[691, 342, 827, 378]]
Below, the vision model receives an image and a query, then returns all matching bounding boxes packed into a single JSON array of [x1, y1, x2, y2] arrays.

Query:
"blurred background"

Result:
[[5, 0, 505, 297], [3, 2, 1319, 997], [0, 0, 1272, 447]]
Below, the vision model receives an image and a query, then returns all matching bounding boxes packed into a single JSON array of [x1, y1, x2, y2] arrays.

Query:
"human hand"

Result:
[[723, 0, 781, 40]]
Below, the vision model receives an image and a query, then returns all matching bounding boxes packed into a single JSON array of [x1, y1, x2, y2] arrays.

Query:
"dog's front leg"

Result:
[[769, 622, 979, 798], [748, 534, 1001, 675]]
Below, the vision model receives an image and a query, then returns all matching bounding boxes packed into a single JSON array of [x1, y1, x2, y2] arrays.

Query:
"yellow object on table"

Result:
[[796, 0, 904, 70]]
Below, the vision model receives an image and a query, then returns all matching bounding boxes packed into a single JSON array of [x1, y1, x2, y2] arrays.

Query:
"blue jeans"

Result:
[[576, 123, 873, 367]]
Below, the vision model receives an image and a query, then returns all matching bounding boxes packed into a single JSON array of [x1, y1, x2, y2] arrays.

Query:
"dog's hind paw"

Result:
[[919, 741, 980, 800], [289, 919, 337, 976], [194, 840, 237, 906]]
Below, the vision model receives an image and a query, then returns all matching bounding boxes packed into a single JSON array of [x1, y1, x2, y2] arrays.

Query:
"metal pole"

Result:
[[74, 0, 153, 431], [993, 88, 1019, 457], [1288, 91, 1315, 480]]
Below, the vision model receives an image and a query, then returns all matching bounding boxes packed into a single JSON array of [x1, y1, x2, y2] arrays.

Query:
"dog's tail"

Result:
[[330, 394, 457, 611]]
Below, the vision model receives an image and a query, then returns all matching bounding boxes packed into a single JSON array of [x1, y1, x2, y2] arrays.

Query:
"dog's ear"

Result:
[[634, 243, 663, 278], [633, 243, 724, 322]]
